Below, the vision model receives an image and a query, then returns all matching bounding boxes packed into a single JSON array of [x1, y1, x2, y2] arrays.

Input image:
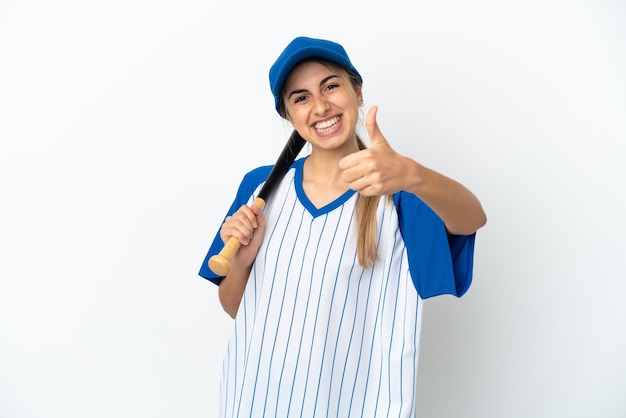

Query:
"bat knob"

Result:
[[208, 255, 231, 276]]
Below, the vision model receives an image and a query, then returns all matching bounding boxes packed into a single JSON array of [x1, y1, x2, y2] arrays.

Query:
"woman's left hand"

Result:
[[339, 106, 413, 196]]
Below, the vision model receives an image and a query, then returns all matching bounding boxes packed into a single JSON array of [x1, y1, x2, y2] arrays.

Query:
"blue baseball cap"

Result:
[[269, 36, 362, 115]]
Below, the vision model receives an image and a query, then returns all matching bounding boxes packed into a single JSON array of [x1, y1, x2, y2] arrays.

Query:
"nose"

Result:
[[313, 95, 330, 115]]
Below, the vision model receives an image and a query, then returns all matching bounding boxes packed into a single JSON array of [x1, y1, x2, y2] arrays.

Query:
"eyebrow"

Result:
[[287, 74, 339, 100]]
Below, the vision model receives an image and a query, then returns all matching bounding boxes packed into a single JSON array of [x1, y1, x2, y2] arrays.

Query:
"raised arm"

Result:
[[339, 106, 486, 235]]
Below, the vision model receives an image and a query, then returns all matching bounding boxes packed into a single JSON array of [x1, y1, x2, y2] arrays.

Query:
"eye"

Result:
[[324, 83, 340, 92], [293, 94, 308, 104]]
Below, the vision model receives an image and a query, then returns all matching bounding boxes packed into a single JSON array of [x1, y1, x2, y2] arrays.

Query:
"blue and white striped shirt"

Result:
[[199, 157, 475, 418]]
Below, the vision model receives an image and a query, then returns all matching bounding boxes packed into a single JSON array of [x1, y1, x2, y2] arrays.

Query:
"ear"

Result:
[[356, 89, 364, 106]]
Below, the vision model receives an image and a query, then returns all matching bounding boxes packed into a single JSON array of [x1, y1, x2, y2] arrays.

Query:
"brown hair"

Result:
[[279, 59, 384, 268]]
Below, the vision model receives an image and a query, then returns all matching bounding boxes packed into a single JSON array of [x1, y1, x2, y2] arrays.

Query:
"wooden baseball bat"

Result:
[[208, 130, 306, 276]]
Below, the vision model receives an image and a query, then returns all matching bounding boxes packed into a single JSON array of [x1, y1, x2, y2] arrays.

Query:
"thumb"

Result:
[[365, 105, 387, 147]]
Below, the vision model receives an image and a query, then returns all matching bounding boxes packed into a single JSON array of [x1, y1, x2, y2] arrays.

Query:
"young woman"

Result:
[[199, 36, 486, 418]]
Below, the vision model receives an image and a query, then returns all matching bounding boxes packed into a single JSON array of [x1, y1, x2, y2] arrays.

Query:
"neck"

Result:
[[304, 138, 359, 184], [301, 154, 353, 208], [303, 155, 345, 186]]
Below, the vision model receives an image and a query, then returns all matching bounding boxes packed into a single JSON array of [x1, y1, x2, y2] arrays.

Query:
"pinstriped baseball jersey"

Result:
[[199, 157, 476, 418]]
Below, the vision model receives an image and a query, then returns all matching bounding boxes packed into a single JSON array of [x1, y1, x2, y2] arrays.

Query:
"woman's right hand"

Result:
[[219, 203, 266, 270]]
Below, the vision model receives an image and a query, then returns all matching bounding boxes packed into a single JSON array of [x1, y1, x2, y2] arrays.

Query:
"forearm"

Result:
[[402, 157, 487, 235], [216, 203, 266, 318], [218, 265, 251, 318]]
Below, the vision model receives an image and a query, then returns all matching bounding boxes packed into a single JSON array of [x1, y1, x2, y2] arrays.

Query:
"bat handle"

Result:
[[208, 197, 266, 276]]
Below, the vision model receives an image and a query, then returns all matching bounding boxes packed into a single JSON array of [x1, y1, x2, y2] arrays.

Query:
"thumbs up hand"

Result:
[[339, 106, 413, 196]]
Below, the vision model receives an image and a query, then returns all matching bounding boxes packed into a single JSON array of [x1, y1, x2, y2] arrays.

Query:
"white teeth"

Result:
[[314, 116, 340, 131]]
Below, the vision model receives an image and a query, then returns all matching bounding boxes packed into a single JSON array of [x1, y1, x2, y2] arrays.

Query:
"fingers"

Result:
[[339, 150, 376, 183], [365, 105, 385, 147], [338, 105, 403, 196], [220, 204, 264, 245], [339, 105, 389, 167]]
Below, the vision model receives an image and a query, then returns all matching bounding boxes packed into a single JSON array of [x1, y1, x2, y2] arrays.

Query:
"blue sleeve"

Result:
[[198, 165, 273, 285], [394, 191, 476, 299]]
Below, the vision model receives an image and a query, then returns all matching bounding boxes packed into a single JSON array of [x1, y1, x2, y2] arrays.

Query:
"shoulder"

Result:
[[242, 165, 273, 183], [242, 156, 306, 184], [236, 157, 305, 199], [215, 165, 271, 212], [235, 165, 273, 197], [393, 190, 434, 217], [392, 190, 446, 239]]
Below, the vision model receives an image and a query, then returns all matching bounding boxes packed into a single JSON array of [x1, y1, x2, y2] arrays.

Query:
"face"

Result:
[[282, 61, 362, 154]]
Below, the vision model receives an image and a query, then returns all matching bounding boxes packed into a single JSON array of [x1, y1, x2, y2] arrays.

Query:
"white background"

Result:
[[1, 0, 625, 417]]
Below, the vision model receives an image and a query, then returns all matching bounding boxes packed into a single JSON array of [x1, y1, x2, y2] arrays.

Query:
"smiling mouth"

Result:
[[313, 116, 341, 133]]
